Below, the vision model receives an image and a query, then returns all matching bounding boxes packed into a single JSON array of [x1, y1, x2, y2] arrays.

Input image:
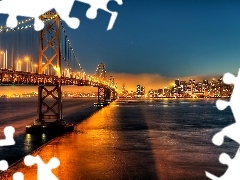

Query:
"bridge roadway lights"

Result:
[[26, 82, 74, 134], [94, 101, 111, 107]]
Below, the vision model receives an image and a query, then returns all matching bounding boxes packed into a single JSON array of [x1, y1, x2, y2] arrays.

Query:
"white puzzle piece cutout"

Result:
[[76, 0, 123, 30], [0, 126, 15, 174], [206, 69, 240, 179], [0, 0, 123, 31], [206, 148, 240, 180], [0, 0, 78, 31], [13, 172, 24, 180], [0, 160, 8, 171], [0, 126, 15, 146], [24, 155, 60, 180]]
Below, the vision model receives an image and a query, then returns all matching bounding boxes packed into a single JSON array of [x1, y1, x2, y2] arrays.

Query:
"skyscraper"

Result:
[[136, 85, 141, 95], [175, 79, 180, 86], [141, 86, 145, 95], [122, 84, 126, 93]]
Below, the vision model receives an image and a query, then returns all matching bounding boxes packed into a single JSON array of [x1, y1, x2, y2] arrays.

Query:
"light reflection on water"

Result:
[[0, 98, 238, 179], [24, 134, 32, 152], [42, 133, 46, 143], [57, 99, 236, 179], [113, 98, 236, 179], [0, 98, 97, 166]]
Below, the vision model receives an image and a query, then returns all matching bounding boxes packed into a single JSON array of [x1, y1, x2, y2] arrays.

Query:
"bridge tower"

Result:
[[96, 63, 109, 104], [26, 11, 72, 133], [94, 63, 116, 106], [96, 63, 106, 81], [38, 11, 61, 76], [109, 76, 116, 101]]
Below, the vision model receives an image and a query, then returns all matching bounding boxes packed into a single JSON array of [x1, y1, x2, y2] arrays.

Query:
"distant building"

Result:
[[203, 80, 208, 85], [180, 81, 187, 91], [148, 89, 154, 98], [158, 89, 163, 96], [180, 81, 186, 85], [164, 88, 171, 97], [136, 85, 141, 95], [141, 86, 145, 95], [187, 84, 192, 96], [175, 79, 180, 86], [122, 84, 126, 93]]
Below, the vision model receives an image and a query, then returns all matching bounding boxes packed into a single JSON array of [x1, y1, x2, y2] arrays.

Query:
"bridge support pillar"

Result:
[[26, 82, 74, 134], [94, 86, 111, 106], [35, 82, 65, 125], [105, 88, 111, 102], [111, 89, 117, 101]]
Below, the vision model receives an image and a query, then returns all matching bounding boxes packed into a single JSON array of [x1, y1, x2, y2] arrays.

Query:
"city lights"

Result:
[[16, 60, 22, 71], [119, 76, 232, 99], [0, 50, 7, 69], [34, 64, 38, 73], [25, 57, 30, 72]]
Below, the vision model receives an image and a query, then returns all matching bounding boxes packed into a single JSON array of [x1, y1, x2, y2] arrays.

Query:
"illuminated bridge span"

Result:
[[0, 11, 118, 133]]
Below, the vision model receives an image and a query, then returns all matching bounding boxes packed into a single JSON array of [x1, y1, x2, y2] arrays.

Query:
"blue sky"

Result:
[[66, 0, 240, 77], [1, 0, 240, 90]]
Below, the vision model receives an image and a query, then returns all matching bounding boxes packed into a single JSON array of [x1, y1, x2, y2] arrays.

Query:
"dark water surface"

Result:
[[0, 97, 98, 165], [0, 98, 238, 179]]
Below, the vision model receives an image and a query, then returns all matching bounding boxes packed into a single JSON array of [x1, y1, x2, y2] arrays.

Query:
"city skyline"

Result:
[[0, 74, 230, 96], [1, 1, 240, 89], [1, 74, 231, 99], [122, 75, 232, 98]]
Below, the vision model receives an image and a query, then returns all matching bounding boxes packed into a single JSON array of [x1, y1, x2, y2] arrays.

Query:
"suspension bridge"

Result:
[[0, 11, 118, 134]]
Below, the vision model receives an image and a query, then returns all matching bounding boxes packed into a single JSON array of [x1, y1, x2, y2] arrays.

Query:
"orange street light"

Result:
[[25, 57, 30, 72], [54, 66, 60, 77], [0, 51, 6, 69], [34, 64, 38, 73], [17, 60, 22, 71]]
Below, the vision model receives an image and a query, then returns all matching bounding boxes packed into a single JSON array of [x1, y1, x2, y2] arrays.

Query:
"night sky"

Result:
[[1, 0, 240, 91], [68, 0, 240, 76]]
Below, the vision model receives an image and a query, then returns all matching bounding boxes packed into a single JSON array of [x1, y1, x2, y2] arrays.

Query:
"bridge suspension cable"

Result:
[[60, 20, 85, 79], [0, 14, 85, 77], [0, 13, 117, 90], [0, 18, 38, 71]]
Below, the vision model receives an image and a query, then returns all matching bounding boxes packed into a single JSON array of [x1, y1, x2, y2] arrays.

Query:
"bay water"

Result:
[[0, 98, 237, 179]]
